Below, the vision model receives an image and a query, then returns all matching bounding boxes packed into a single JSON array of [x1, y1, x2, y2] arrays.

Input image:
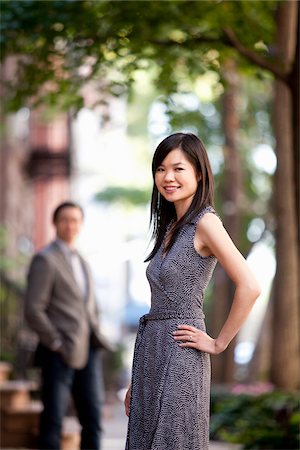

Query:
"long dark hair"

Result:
[[145, 132, 214, 261]]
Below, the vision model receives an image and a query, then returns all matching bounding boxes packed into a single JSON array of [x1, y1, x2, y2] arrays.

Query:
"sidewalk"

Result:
[[102, 400, 240, 450], [102, 400, 127, 450]]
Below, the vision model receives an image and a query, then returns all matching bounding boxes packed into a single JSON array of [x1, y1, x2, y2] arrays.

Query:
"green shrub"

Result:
[[210, 388, 300, 449]]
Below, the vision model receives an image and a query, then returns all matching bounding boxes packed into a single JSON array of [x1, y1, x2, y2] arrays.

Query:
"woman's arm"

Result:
[[124, 384, 131, 417], [173, 213, 261, 354]]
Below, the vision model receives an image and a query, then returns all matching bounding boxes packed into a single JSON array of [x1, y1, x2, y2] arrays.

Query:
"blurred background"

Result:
[[0, 1, 299, 449]]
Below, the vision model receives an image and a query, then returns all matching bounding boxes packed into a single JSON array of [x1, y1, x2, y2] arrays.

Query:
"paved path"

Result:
[[102, 400, 240, 450]]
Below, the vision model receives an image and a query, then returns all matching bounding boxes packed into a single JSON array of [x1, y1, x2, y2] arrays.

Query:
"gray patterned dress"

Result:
[[126, 206, 218, 450]]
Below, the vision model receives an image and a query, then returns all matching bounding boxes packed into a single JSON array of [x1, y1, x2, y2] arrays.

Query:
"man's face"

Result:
[[54, 207, 83, 245]]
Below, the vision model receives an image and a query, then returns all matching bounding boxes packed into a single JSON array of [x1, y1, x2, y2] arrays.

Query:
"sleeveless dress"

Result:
[[125, 206, 218, 450]]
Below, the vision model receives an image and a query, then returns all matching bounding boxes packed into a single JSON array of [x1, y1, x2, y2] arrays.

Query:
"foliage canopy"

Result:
[[1, 0, 279, 111]]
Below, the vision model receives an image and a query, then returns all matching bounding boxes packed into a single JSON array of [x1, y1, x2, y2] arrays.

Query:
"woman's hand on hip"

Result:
[[172, 324, 226, 355]]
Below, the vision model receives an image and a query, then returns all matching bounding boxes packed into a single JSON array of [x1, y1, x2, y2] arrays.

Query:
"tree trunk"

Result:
[[211, 59, 243, 383], [270, 0, 300, 391], [247, 287, 273, 382], [288, 1, 299, 249]]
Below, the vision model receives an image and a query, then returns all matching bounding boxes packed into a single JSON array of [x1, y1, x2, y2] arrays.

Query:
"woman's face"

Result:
[[155, 148, 200, 213]]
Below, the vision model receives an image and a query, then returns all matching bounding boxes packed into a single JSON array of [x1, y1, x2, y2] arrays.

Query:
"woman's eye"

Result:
[[156, 167, 164, 172], [176, 167, 184, 171]]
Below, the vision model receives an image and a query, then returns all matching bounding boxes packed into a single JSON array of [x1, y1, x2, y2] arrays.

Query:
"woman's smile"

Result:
[[163, 185, 180, 193]]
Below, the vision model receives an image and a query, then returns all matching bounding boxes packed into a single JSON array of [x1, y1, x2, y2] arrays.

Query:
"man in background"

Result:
[[25, 201, 109, 450]]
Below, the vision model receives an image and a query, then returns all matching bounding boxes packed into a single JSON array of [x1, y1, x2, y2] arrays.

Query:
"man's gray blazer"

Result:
[[24, 241, 109, 369]]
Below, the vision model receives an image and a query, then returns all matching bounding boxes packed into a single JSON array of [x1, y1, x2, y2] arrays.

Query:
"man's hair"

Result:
[[52, 201, 84, 223]]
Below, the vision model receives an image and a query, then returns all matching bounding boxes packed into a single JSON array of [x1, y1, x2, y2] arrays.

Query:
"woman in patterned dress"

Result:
[[125, 132, 261, 450]]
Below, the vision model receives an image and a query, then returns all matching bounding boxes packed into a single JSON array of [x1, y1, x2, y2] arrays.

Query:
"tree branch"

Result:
[[152, 29, 289, 82], [223, 27, 289, 81]]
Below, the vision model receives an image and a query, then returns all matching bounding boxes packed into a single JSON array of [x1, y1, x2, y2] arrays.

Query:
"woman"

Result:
[[125, 132, 261, 450]]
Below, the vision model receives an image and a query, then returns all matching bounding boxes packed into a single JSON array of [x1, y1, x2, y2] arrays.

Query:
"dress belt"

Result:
[[140, 310, 205, 323], [135, 311, 205, 350]]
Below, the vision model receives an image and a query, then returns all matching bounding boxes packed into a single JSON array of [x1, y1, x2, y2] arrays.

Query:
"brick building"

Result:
[[0, 107, 71, 282]]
